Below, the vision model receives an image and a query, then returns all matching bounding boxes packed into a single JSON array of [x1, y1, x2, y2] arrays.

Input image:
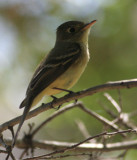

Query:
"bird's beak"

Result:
[[81, 20, 97, 31]]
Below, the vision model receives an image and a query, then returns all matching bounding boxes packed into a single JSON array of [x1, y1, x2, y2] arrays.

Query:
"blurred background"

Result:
[[0, 0, 137, 159]]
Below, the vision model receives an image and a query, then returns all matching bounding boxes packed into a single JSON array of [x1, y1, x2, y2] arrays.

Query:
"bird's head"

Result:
[[56, 20, 96, 43]]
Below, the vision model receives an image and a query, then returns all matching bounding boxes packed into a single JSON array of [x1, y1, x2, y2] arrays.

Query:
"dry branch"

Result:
[[0, 78, 137, 133], [3, 130, 136, 160], [4, 136, 137, 153]]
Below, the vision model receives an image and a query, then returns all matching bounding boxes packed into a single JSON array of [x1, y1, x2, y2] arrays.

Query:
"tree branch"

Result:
[[3, 130, 136, 160], [0, 78, 137, 133], [4, 136, 137, 152]]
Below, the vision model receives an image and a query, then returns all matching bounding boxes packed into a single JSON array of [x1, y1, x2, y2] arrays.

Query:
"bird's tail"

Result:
[[12, 98, 32, 147], [19, 97, 27, 108]]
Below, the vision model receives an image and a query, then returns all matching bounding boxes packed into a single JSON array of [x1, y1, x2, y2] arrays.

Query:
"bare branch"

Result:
[[100, 96, 137, 130], [24, 153, 92, 160], [77, 103, 125, 136], [31, 102, 78, 137], [0, 79, 137, 133], [104, 93, 121, 114], [75, 119, 92, 140], [32, 102, 126, 138], [3, 134, 137, 153], [8, 129, 134, 160]]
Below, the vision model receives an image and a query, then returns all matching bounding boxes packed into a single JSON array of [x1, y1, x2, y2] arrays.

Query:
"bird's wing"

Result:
[[21, 43, 81, 108]]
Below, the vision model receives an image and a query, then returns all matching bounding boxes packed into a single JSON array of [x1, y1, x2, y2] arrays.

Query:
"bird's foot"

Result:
[[51, 95, 61, 110], [53, 87, 74, 94], [53, 87, 78, 103]]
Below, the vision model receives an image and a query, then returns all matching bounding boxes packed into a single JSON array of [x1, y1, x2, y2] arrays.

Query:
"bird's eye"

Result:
[[67, 27, 76, 33]]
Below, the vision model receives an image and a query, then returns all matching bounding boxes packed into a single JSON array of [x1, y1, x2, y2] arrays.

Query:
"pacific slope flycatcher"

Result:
[[13, 20, 96, 145]]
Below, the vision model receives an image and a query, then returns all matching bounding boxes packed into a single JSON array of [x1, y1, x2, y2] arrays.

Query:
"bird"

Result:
[[12, 20, 96, 146]]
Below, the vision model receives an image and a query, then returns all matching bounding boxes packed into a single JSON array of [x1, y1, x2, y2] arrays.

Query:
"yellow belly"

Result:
[[31, 49, 89, 107]]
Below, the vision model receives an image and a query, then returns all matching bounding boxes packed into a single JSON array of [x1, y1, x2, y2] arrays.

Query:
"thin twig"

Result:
[[31, 102, 79, 137], [117, 89, 123, 110], [0, 134, 15, 160], [104, 93, 121, 114], [0, 150, 7, 154], [26, 153, 92, 160], [100, 100, 137, 130], [77, 103, 125, 136], [75, 119, 94, 142], [32, 102, 125, 138]]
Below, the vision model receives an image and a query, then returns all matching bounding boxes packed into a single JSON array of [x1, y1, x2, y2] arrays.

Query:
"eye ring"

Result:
[[67, 27, 76, 33]]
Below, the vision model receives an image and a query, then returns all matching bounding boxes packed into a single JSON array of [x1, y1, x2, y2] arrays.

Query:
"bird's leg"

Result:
[[53, 87, 74, 94], [51, 95, 61, 110], [53, 87, 77, 103], [51, 95, 58, 100]]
